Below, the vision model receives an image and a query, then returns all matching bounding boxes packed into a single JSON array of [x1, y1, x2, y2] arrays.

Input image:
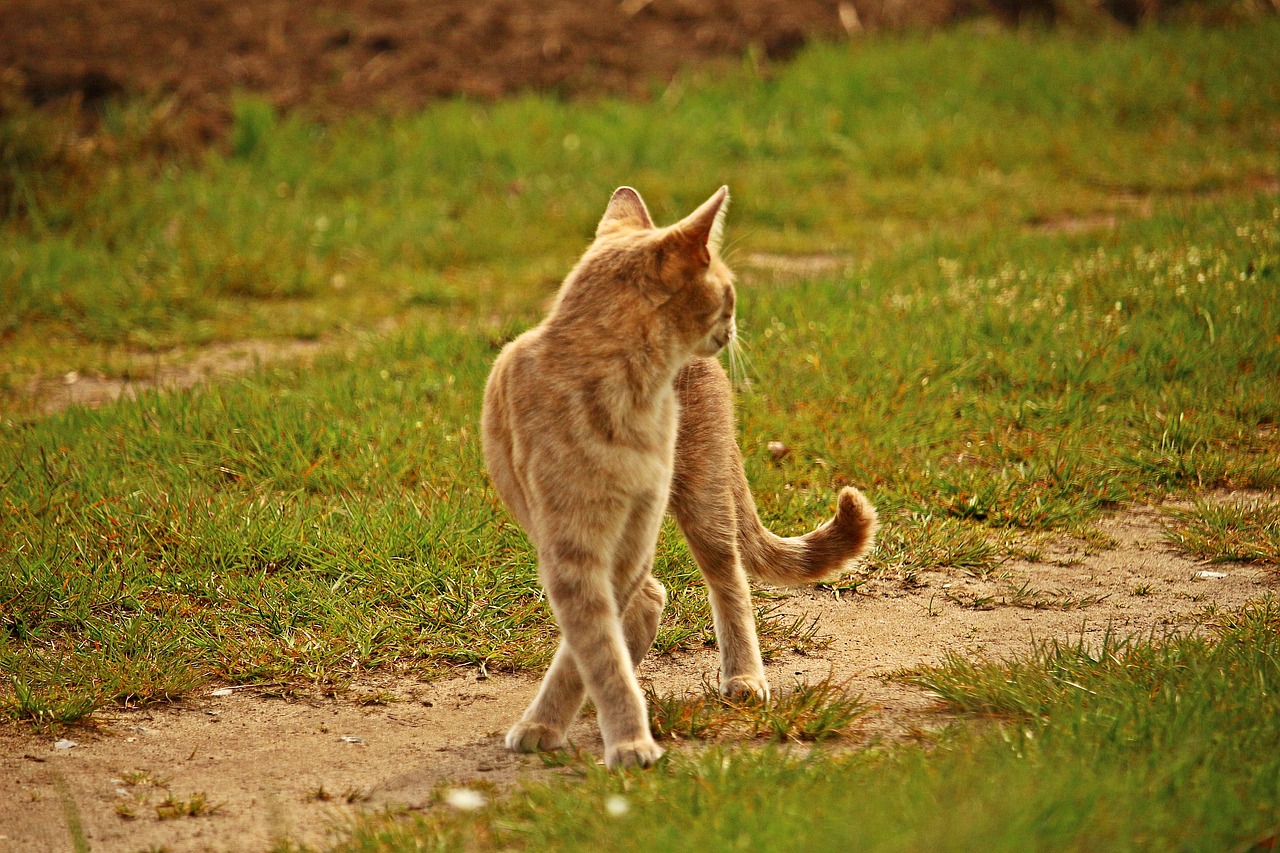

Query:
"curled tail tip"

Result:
[[835, 485, 877, 526], [835, 486, 879, 559], [737, 485, 879, 586]]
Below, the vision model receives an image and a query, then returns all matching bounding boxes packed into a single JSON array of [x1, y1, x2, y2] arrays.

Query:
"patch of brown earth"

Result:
[[1029, 180, 1280, 235], [1, 500, 1274, 853], [1029, 212, 1123, 234], [17, 338, 329, 417], [0, 0, 968, 140]]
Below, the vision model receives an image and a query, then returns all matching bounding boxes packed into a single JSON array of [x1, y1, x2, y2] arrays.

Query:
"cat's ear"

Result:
[[596, 186, 655, 236], [668, 186, 730, 266]]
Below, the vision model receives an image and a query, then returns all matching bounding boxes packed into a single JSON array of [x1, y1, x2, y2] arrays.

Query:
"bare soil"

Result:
[[0, 0, 939, 140], [2, 500, 1274, 853], [22, 338, 330, 416]]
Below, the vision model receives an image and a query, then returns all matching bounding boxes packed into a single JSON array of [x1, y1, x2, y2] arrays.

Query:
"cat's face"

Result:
[[590, 185, 736, 359], [674, 250, 736, 358]]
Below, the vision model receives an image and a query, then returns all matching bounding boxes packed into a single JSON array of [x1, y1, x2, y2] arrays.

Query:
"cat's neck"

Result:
[[542, 313, 687, 407]]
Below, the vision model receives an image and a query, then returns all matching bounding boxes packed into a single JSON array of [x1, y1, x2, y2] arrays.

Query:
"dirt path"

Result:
[[2, 501, 1273, 853], [19, 338, 330, 417]]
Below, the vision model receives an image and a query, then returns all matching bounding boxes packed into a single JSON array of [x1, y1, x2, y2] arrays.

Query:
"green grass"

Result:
[[2, 19, 1279, 726], [1165, 498, 1280, 564], [300, 599, 1280, 852], [5, 184, 1276, 721]]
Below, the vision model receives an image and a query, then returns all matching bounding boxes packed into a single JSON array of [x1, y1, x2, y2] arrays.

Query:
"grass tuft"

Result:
[[154, 791, 221, 820], [1164, 498, 1280, 564], [646, 678, 869, 743]]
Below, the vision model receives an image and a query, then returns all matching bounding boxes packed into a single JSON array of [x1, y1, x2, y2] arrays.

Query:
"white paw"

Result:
[[721, 674, 771, 702], [505, 721, 567, 753], [605, 736, 664, 770]]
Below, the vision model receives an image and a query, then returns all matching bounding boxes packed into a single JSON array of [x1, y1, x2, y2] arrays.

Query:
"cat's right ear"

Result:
[[596, 186, 655, 236]]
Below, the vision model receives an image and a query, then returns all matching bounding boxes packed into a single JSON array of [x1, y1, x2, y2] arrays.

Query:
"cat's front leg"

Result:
[[506, 576, 667, 754], [506, 640, 583, 753], [542, 543, 663, 769], [710, 576, 771, 703], [679, 525, 770, 700]]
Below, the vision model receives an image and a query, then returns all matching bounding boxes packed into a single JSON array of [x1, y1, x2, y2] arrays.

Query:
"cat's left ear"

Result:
[[597, 186, 655, 236], [669, 186, 730, 266]]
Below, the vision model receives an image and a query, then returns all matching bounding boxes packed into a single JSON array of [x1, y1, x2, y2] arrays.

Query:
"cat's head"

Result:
[[565, 185, 736, 359]]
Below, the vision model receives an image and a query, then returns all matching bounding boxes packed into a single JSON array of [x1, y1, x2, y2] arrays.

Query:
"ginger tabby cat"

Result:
[[482, 186, 877, 768]]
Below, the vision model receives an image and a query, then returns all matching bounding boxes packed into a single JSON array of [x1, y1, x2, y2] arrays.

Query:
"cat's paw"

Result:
[[505, 721, 567, 753], [605, 737, 664, 770], [721, 674, 771, 702]]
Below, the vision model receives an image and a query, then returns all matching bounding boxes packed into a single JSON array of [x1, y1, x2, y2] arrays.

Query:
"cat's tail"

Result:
[[734, 480, 879, 586]]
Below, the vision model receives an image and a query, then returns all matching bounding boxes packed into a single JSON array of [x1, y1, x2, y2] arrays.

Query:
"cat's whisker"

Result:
[[733, 326, 761, 385], [725, 332, 757, 391], [720, 231, 753, 266]]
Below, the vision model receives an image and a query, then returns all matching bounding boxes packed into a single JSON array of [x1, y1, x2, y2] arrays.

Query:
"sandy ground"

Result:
[[20, 338, 330, 417], [2, 499, 1274, 853]]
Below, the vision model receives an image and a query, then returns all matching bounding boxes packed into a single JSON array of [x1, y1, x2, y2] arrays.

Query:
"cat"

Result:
[[481, 185, 877, 768]]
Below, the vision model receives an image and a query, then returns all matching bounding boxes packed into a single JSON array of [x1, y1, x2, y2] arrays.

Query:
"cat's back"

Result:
[[483, 315, 676, 499], [483, 324, 578, 425], [482, 325, 545, 442], [482, 324, 592, 467], [482, 325, 558, 529]]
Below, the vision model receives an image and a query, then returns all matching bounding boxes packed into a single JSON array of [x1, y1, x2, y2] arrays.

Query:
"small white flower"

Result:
[[443, 787, 486, 811], [604, 794, 629, 817]]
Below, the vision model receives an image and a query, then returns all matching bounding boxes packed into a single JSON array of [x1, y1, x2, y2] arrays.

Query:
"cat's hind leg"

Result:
[[622, 573, 666, 669], [673, 505, 769, 701], [505, 639, 581, 753]]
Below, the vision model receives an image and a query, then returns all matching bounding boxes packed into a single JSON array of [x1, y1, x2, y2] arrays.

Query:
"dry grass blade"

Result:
[[1164, 499, 1280, 565], [647, 677, 869, 743]]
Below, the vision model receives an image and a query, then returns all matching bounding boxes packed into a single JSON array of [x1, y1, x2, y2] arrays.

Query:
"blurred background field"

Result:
[[4, 2, 1278, 406], [6, 0, 1271, 136]]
